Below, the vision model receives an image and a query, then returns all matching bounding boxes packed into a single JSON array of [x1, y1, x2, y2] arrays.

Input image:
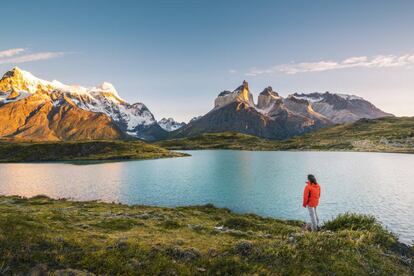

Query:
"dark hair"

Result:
[[308, 174, 317, 184]]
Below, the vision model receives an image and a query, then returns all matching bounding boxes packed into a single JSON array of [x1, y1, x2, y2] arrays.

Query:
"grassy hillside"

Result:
[[0, 140, 187, 162], [276, 116, 414, 153], [158, 132, 279, 150], [157, 117, 414, 153], [0, 195, 412, 275]]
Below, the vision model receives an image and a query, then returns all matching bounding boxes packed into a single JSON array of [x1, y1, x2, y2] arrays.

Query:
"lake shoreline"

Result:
[[0, 195, 412, 274]]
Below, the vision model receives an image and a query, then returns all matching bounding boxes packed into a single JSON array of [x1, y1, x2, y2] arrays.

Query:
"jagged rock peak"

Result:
[[257, 86, 281, 110], [214, 80, 254, 109], [236, 80, 249, 91], [260, 86, 279, 96]]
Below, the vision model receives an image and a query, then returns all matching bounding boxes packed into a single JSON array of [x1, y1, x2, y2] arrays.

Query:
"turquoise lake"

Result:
[[0, 150, 413, 244]]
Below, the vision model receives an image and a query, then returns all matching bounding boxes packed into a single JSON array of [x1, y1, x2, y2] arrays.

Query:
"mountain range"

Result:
[[0, 67, 167, 141], [0, 68, 392, 141], [170, 80, 392, 139]]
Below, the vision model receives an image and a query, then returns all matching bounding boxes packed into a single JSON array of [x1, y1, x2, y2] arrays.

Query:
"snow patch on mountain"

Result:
[[291, 94, 324, 103], [291, 92, 364, 102], [0, 90, 31, 103]]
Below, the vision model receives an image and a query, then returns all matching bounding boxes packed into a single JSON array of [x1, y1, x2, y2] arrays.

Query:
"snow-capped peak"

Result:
[[158, 117, 186, 132], [1, 67, 122, 101], [0, 67, 159, 140], [89, 82, 124, 102], [336, 93, 364, 101], [13, 66, 46, 84]]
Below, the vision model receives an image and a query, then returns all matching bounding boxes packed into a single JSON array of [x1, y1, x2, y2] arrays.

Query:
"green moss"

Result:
[[0, 196, 412, 275]]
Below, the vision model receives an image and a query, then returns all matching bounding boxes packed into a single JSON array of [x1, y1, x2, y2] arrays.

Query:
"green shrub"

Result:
[[323, 213, 378, 231], [160, 219, 182, 229], [222, 217, 256, 231], [322, 213, 397, 246]]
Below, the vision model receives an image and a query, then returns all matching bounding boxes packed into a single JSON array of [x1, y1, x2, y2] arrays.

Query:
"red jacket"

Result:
[[303, 181, 320, 207]]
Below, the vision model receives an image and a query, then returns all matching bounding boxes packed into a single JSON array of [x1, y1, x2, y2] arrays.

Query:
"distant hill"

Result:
[[157, 117, 414, 154], [170, 81, 392, 140], [277, 116, 414, 153]]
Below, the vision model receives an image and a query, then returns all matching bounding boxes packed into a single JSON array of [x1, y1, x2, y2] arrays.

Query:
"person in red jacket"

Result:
[[303, 174, 321, 231]]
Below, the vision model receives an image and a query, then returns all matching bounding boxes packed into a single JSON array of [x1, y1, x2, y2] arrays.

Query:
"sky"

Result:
[[1, 0, 414, 122]]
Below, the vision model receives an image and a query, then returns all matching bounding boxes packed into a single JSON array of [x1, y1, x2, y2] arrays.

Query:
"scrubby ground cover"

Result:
[[0, 196, 412, 275]]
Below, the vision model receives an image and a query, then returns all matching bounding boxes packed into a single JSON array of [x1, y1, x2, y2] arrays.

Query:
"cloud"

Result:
[[0, 48, 65, 65], [228, 69, 238, 74], [246, 54, 414, 76], [0, 48, 25, 58]]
